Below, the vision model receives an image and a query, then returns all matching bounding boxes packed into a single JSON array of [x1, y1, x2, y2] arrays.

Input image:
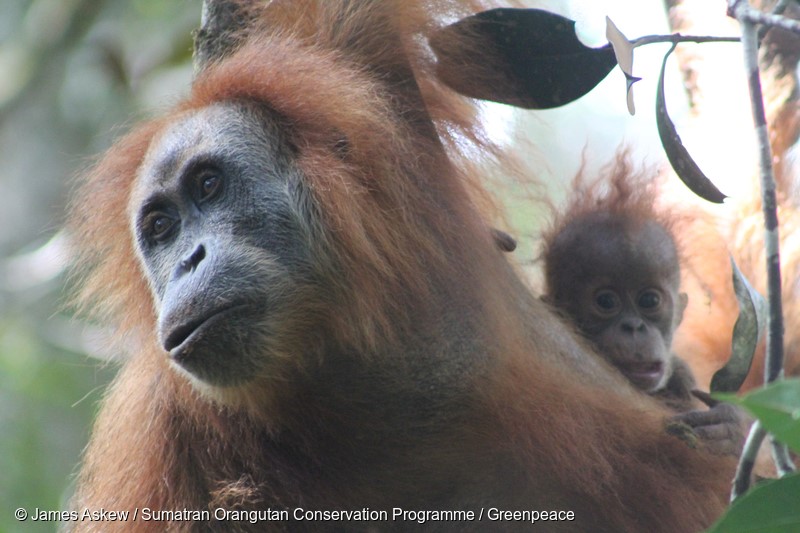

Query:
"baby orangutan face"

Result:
[[546, 213, 687, 393]]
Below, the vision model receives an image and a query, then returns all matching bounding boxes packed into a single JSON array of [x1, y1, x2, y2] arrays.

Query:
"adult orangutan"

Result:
[[67, 1, 734, 531]]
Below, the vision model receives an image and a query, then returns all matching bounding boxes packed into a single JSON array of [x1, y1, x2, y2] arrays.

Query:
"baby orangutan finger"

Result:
[[692, 423, 737, 442], [671, 404, 747, 457], [691, 389, 719, 408], [693, 424, 744, 457], [673, 404, 739, 428]]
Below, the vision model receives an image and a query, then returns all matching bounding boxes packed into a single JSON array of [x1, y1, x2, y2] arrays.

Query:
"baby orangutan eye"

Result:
[[638, 290, 662, 310], [594, 289, 621, 315]]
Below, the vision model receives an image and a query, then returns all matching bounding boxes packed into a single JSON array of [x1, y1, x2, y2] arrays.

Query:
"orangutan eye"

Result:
[[197, 172, 222, 202], [594, 290, 621, 314], [149, 214, 177, 241], [638, 290, 662, 310]]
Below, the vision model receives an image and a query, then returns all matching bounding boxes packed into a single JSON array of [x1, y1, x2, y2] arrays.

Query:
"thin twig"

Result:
[[727, 0, 794, 498], [757, 0, 794, 42], [731, 420, 768, 501], [630, 34, 740, 47], [729, 0, 800, 34]]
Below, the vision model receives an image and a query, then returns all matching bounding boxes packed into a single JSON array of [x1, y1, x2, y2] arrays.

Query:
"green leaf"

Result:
[[716, 379, 800, 452], [656, 42, 727, 203], [710, 258, 767, 393], [706, 472, 800, 533], [431, 8, 617, 109]]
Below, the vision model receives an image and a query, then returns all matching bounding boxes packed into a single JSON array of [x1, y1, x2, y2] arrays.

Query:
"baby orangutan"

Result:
[[541, 163, 747, 457]]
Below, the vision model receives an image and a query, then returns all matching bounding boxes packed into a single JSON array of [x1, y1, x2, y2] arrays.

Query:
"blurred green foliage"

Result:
[[708, 379, 800, 533], [0, 1, 199, 531], [721, 379, 800, 451]]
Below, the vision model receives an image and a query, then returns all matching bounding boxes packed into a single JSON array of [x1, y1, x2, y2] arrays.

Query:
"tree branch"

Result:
[[194, 0, 258, 75], [729, 0, 800, 34], [630, 34, 740, 47], [757, 0, 795, 41], [727, 0, 795, 498]]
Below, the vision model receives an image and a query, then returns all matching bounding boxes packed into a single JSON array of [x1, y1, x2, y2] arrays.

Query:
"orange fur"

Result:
[[69, 2, 734, 531], [541, 154, 679, 265]]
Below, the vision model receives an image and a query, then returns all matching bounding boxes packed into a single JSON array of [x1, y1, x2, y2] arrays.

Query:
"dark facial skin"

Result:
[[131, 102, 318, 388], [548, 213, 687, 394], [546, 212, 747, 456]]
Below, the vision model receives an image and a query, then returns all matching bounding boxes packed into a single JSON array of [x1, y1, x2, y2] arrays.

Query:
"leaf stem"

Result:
[[630, 34, 740, 48]]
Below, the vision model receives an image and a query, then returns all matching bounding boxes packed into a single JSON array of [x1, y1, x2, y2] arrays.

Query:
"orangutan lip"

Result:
[[164, 304, 248, 355], [619, 361, 664, 382]]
